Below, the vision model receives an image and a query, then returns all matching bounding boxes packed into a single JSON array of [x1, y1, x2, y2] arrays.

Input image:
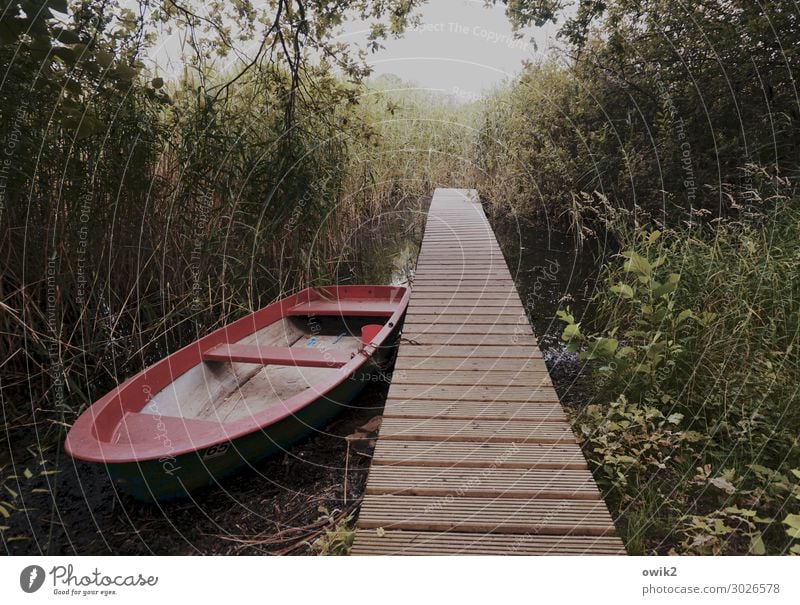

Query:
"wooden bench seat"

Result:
[[202, 344, 354, 368], [287, 300, 396, 317]]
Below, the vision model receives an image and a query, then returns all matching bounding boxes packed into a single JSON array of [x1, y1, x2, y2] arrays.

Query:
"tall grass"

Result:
[[558, 170, 800, 554], [0, 65, 474, 448]]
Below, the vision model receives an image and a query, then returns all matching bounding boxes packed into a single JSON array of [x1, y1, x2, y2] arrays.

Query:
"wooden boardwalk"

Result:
[[351, 188, 624, 555]]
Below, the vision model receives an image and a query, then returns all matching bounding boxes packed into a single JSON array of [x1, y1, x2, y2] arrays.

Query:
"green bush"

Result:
[[559, 172, 800, 553]]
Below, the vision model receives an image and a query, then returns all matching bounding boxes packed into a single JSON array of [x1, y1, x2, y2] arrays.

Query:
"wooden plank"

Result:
[[420, 246, 501, 250], [402, 334, 536, 346], [411, 273, 513, 281], [393, 369, 553, 387], [413, 274, 514, 282], [388, 384, 559, 402], [357, 495, 617, 536], [365, 466, 601, 500], [403, 324, 528, 335], [378, 417, 575, 444], [393, 356, 547, 371], [406, 299, 521, 308], [416, 253, 506, 259], [402, 314, 525, 324], [406, 306, 522, 315], [410, 287, 522, 295], [352, 531, 626, 555], [383, 399, 566, 421], [408, 300, 523, 310], [395, 345, 542, 359], [372, 440, 588, 470]]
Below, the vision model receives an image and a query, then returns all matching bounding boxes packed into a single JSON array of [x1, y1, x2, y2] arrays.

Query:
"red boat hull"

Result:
[[64, 285, 409, 500]]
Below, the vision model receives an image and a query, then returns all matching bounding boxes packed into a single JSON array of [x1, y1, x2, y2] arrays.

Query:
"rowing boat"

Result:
[[65, 285, 410, 500]]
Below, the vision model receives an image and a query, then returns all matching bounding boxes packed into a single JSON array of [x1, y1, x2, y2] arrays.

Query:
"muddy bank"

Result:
[[3, 379, 389, 555]]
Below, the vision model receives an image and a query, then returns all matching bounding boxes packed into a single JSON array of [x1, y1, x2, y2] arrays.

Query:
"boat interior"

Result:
[[140, 315, 388, 424]]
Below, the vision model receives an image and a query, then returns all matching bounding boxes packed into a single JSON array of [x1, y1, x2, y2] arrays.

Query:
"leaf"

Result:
[[725, 507, 756, 517], [587, 337, 618, 359], [749, 533, 765, 555], [46, 0, 70, 14], [675, 309, 693, 325], [23, 468, 32, 480], [95, 51, 115, 68], [667, 413, 683, 425], [610, 282, 633, 298], [0, 19, 25, 45], [617, 346, 635, 358], [783, 513, 800, 530], [51, 45, 76, 64], [791, 544, 800, 555], [791, 469, 800, 481], [710, 476, 736, 494], [749, 464, 773, 477], [70, 43, 90, 58], [52, 27, 81, 44], [653, 273, 680, 298], [110, 64, 138, 80], [622, 251, 652, 279], [562, 322, 581, 341], [0, 505, 9, 519], [556, 309, 574, 324]]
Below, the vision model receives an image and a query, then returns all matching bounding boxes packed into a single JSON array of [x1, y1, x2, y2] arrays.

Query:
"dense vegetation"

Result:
[[0, 0, 473, 537], [2, 0, 798, 554], [479, 0, 800, 554]]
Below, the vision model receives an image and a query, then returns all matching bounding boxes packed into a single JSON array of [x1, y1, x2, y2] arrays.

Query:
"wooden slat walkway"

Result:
[[351, 188, 624, 555]]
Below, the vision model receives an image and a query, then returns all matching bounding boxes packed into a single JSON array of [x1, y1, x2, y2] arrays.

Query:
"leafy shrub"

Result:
[[559, 173, 800, 553]]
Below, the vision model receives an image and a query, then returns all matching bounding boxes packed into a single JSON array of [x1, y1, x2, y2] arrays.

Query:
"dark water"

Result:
[[334, 197, 429, 286], [488, 209, 615, 406]]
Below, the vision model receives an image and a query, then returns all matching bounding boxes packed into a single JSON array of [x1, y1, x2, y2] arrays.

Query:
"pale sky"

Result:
[[342, 0, 563, 96], [146, 0, 567, 98]]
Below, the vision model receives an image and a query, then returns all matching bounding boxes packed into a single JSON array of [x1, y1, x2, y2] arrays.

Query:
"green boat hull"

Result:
[[108, 371, 376, 501]]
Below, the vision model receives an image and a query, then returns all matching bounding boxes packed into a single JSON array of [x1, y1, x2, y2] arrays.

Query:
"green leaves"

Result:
[[784, 514, 800, 539], [585, 336, 618, 360], [622, 250, 652, 281], [561, 322, 580, 341], [611, 282, 633, 298], [653, 273, 680, 298]]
